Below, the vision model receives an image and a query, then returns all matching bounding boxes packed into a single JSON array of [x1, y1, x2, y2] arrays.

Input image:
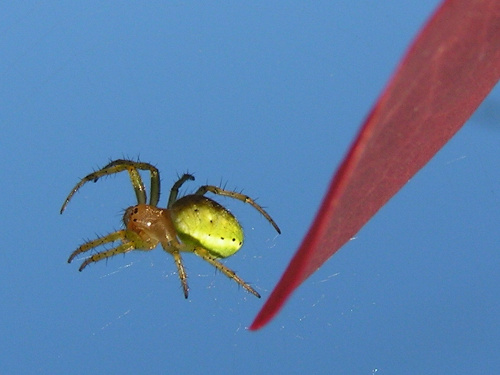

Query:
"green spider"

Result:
[[60, 159, 281, 298]]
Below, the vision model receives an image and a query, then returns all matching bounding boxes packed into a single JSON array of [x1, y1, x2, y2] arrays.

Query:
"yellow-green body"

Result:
[[171, 195, 244, 258], [61, 159, 280, 299]]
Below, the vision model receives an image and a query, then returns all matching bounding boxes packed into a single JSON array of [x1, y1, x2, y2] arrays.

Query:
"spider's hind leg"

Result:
[[193, 247, 261, 298], [194, 185, 281, 234]]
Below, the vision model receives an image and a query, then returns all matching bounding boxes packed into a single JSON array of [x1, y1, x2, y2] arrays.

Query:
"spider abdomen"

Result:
[[170, 195, 244, 258]]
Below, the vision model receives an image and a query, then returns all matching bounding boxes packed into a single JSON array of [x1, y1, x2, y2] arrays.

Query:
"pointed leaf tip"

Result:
[[252, 0, 500, 330]]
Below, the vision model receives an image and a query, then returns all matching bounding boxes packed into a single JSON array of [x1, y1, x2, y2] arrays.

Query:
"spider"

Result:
[[60, 159, 281, 299]]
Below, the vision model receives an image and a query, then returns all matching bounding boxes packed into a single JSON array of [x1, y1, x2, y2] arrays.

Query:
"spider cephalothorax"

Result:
[[60, 159, 280, 298]]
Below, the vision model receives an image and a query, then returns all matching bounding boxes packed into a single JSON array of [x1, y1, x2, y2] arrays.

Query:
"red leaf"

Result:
[[251, 0, 500, 330]]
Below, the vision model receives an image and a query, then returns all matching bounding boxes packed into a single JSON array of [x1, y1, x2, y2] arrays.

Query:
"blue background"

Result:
[[1, 2, 499, 374]]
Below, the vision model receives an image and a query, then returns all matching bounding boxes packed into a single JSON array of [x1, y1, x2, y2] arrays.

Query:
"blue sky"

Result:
[[1, 1, 499, 374]]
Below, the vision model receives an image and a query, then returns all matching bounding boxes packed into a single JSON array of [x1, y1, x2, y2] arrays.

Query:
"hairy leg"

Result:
[[194, 247, 261, 298], [194, 185, 280, 234], [67, 230, 128, 264], [60, 159, 160, 213], [168, 173, 195, 208]]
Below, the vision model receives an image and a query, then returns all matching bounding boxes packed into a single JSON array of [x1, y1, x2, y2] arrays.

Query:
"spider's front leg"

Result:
[[77, 242, 137, 272], [101, 160, 161, 206], [68, 230, 128, 264], [60, 159, 161, 213], [68, 229, 156, 271], [67, 230, 138, 271]]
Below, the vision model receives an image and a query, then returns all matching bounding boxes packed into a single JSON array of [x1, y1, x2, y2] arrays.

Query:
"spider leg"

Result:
[[78, 241, 136, 272], [68, 230, 128, 264], [194, 185, 281, 234], [60, 159, 160, 213], [193, 247, 261, 298], [161, 246, 189, 298], [168, 173, 195, 208], [172, 249, 189, 298], [102, 160, 160, 206]]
